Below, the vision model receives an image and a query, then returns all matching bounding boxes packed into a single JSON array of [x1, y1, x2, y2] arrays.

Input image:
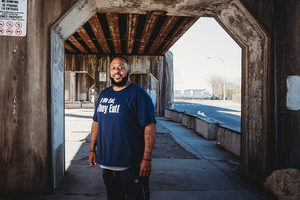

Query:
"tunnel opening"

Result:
[[172, 17, 242, 130], [50, 0, 272, 190]]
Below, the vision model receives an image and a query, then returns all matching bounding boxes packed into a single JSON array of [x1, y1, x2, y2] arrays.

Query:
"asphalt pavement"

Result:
[[5, 108, 274, 200]]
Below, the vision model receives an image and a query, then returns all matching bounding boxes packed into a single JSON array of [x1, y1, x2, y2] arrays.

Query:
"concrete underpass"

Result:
[[1, 0, 300, 198]]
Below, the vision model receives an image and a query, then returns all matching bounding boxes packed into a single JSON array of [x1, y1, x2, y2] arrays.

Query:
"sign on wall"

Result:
[[99, 72, 106, 82], [0, 0, 27, 37]]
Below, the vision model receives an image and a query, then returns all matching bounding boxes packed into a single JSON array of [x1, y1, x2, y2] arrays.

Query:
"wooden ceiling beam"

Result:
[[137, 15, 159, 55], [159, 17, 199, 55], [66, 13, 197, 56], [126, 14, 139, 54], [68, 35, 88, 53], [77, 26, 99, 54], [65, 42, 77, 53], [88, 14, 110, 54], [148, 16, 180, 55], [106, 12, 122, 54]]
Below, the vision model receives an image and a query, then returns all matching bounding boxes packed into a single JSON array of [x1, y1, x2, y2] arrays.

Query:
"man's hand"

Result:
[[89, 121, 98, 167], [139, 159, 152, 177], [89, 152, 97, 167]]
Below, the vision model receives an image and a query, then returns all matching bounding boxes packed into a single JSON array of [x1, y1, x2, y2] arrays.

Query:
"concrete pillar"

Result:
[[70, 72, 76, 102], [78, 73, 89, 101], [161, 51, 174, 115], [272, 0, 300, 170], [0, 0, 79, 195], [65, 72, 70, 101], [216, 1, 272, 182]]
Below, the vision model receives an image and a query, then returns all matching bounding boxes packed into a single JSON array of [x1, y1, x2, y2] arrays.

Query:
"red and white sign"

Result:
[[6, 28, 13, 35], [16, 22, 22, 28], [15, 29, 22, 35], [0, 0, 27, 37], [6, 21, 13, 28]]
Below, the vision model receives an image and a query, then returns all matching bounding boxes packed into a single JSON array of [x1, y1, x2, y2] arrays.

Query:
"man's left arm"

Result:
[[139, 122, 156, 177]]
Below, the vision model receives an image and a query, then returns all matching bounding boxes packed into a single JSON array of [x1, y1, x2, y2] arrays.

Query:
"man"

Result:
[[89, 56, 156, 200]]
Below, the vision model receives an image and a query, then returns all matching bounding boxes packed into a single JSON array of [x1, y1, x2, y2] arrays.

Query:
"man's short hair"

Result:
[[113, 56, 130, 68]]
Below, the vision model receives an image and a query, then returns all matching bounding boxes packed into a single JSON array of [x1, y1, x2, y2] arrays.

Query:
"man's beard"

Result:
[[110, 72, 129, 87]]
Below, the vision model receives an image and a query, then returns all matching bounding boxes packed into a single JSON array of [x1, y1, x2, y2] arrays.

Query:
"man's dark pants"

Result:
[[102, 167, 150, 200]]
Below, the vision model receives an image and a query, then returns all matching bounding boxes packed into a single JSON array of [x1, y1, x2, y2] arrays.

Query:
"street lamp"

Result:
[[207, 57, 226, 102]]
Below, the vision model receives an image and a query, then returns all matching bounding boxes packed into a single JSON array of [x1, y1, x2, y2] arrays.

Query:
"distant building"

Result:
[[174, 89, 210, 100], [174, 90, 183, 99]]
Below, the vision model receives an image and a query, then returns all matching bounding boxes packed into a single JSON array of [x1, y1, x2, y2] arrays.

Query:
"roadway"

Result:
[[173, 99, 241, 129]]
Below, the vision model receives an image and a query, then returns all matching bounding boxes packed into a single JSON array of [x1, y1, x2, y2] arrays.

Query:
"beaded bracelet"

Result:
[[143, 158, 152, 161]]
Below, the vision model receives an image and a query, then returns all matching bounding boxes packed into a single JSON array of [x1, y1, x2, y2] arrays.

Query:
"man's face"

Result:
[[110, 57, 131, 87]]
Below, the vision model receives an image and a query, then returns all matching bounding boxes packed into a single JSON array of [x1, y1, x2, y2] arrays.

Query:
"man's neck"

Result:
[[113, 81, 131, 91]]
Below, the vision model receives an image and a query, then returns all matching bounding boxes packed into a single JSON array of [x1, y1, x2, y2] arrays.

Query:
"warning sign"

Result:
[[0, 0, 27, 37], [99, 72, 106, 82]]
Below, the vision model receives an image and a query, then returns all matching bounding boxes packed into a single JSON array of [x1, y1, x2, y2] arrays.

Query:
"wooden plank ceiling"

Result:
[[65, 12, 199, 55]]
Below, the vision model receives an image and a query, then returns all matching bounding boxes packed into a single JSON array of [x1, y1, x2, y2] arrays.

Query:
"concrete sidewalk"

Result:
[[6, 109, 274, 200]]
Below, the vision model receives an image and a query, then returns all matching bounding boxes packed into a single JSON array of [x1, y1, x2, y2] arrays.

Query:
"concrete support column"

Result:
[[273, 0, 300, 170], [65, 72, 70, 101], [217, 1, 272, 183], [70, 72, 76, 102], [79, 74, 88, 101], [0, 0, 79, 195]]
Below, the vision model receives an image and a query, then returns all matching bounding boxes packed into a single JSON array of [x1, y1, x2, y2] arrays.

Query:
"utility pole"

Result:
[[207, 57, 226, 102]]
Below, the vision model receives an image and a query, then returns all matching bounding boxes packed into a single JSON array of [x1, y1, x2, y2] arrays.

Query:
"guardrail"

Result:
[[65, 101, 94, 109], [165, 108, 241, 157], [217, 124, 241, 156]]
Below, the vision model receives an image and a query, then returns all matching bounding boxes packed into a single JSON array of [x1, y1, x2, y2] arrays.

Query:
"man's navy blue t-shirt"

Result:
[[93, 83, 156, 167]]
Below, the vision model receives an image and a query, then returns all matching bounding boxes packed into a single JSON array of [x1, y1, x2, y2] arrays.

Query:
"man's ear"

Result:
[[128, 68, 132, 75]]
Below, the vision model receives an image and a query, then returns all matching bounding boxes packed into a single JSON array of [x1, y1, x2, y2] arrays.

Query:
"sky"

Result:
[[170, 17, 241, 93]]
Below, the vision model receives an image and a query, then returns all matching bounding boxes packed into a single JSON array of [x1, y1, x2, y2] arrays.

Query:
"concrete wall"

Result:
[[217, 125, 241, 157], [165, 108, 183, 123], [165, 108, 241, 156], [215, 1, 272, 182], [196, 117, 219, 140], [272, 1, 300, 172], [65, 53, 174, 116], [181, 113, 197, 130], [0, 0, 79, 195], [222, 0, 300, 182]]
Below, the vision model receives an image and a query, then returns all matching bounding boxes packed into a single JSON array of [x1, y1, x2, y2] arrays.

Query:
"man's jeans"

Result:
[[102, 167, 150, 200]]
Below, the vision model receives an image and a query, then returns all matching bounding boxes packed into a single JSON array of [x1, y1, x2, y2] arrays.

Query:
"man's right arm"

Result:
[[89, 120, 98, 167]]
